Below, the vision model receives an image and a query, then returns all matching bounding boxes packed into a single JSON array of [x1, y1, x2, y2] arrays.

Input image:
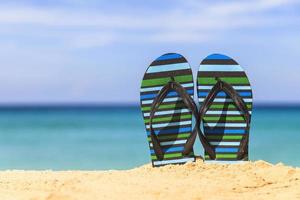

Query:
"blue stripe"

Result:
[[150, 146, 184, 154], [147, 127, 192, 136], [215, 148, 239, 153], [141, 89, 193, 100], [205, 129, 246, 134], [198, 91, 251, 98], [147, 63, 189, 73], [156, 53, 182, 61], [205, 54, 231, 60]]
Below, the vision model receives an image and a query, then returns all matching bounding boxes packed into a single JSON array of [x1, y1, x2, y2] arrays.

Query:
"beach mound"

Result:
[[0, 160, 299, 200]]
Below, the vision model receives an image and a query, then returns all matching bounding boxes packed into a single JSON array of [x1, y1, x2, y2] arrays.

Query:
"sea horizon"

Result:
[[0, 102, 299, 109]]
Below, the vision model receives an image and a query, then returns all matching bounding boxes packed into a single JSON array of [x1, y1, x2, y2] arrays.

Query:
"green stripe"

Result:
[[206, 135, 243, 140], [142, 75, 193, 87], [203, 116, 245, 121], [209, 104, 252, 109], [198, 77, 249, 85], [144, 114, 192, 123], [205, 154, 237, 159], [142, 103, 185, 111], [151, 153, 182, 160], [147, 133, 190, 141]]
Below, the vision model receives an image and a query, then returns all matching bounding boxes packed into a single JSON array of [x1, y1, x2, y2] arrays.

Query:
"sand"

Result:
[[0, 160, 299, 200]]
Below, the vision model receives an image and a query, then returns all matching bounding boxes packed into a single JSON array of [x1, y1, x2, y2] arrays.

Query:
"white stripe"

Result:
[[205, 160, 246, 164], [204, 123, 247, 127], [199, 64, 243, 72], [198, 98, 252, 103], [141, 83, 193, 92], [210, 142, 240, 146], [147, 63, 190, 73], [205, 111, 252, 115], [153, 157, 195, 166], [143, 109, 190, 117], [150, 140, 187, 147], [146, 121, 191, 129], [198, 86, 251, 90], [141, 97, 182, 105]]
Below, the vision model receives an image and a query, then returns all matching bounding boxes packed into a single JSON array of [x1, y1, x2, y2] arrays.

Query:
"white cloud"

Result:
[[205, 0, 296, 14], [0, 0, 298, 48], [66, 32, 118, 48]]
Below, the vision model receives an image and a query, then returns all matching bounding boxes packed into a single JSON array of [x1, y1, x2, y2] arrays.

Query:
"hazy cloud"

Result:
[[0, 0, 298, 47]]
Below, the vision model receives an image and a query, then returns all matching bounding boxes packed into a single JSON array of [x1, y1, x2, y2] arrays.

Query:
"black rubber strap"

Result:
[[217, 78, 251, 159], [198, 77, 251, 160], [149, 77, 215, 160]]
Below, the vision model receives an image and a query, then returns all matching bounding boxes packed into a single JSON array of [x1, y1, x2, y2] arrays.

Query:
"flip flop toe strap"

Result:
[[149, 77, 214, 161], [199, 77, 251, 160]]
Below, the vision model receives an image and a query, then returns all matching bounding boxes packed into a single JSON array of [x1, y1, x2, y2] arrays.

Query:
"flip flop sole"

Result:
[[140, 53, 195, 167], [197, 54, 253, 161]]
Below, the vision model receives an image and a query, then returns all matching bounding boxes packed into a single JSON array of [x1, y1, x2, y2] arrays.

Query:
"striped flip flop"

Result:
[[140, 53, 197, 167], [197, 54, 253, 163]]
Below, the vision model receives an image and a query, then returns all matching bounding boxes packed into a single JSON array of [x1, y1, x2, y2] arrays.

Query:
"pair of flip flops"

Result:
[[140, 53, 252, 167]]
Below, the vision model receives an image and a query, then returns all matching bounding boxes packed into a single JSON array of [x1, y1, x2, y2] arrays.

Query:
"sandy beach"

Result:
[[0, 160, 299, 200]]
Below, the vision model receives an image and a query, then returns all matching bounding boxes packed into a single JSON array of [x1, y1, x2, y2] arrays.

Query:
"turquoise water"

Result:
[[0, 105, 299, 170]]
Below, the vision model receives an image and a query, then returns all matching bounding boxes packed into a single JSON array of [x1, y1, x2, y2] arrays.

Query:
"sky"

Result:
[[0, 0, 299, 104]]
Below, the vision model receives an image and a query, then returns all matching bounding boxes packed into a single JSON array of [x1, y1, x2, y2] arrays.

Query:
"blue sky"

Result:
[[0, 0, 299, 104]]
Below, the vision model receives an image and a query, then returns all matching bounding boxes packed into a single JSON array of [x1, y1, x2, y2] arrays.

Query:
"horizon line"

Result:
[[0, 102, 298, 108]]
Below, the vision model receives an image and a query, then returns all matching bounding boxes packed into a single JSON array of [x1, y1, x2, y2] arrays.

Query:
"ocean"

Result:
[[0, 105, 299, 170]]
